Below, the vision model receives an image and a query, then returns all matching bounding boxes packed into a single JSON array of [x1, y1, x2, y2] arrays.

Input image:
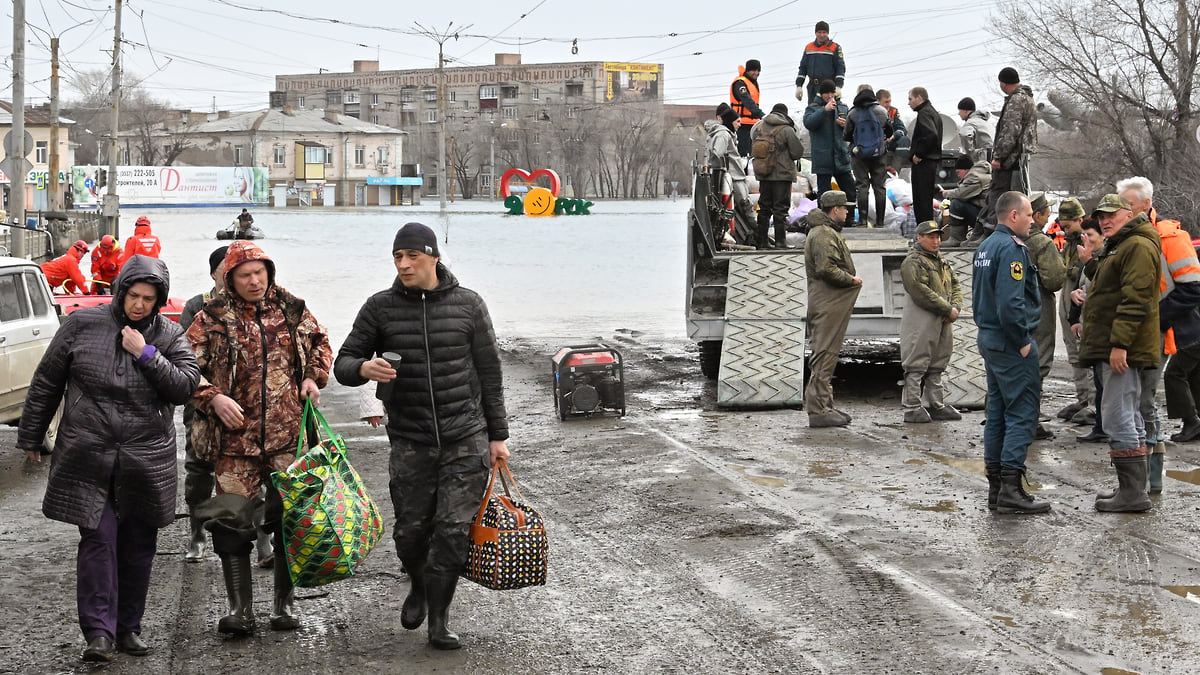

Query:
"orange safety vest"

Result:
[[1151, 207, 1200, 355], [730, 69, 761, 126], [1044, 220, 1065, 252]]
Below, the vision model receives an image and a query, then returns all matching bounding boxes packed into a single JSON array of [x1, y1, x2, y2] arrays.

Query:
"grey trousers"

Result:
[[805, 279, 861, 414], [900, 303, 953, 411]]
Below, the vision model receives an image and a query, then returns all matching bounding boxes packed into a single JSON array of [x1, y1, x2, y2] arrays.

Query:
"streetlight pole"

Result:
[[104, 0, 124, 241], [9, 0, 27, 258], [412, 22, 470, 214]]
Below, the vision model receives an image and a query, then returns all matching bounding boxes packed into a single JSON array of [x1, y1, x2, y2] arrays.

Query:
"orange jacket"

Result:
[[41, 251, 88, 294], [91, 245, 124, 293], [730, 68, 762, 126], [1151, 207, 1200, 355], [122, 224, 162, 262], [1044, 220, 1065, 252]]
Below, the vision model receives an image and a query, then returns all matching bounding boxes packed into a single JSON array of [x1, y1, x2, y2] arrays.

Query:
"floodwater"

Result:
[[124, 199, 690, 343]]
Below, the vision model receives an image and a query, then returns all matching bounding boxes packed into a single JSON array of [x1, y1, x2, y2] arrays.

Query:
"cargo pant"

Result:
[[900, 302, 953, 412], [980, 337, 1039, 473], [805, 279, 861, 415], [387, 430, 491, 577], [1057, 285, 1095, 408], [182, 403, 215, 511], [1032, 288, 1057, 420]]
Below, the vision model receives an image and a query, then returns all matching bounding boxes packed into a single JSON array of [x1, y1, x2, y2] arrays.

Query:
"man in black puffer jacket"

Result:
[[334, 222, 510, 651]]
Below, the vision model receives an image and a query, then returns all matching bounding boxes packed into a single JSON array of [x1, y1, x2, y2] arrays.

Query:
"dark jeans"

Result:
[[948, 200, 982, 229], [816, 173, 857, 206], [1165, 344, 1200, 420], [77, 499, 159, 641], [387, 430, 491, 577], [756, 180, 792, 248], [851, 156, 888, 226], [736, 125, 753, 157], [911, 159, 938, 224]]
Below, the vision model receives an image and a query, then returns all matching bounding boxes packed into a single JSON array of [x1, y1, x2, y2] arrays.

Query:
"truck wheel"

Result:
[[699, 341, 722, 380]]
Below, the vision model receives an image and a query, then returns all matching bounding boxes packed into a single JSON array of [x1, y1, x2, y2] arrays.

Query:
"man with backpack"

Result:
[[750, 103, 806, 249], [843, 86, 893, 227]]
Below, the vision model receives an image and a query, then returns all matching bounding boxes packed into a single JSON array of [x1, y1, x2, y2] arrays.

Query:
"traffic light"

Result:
[[96, 169, 107, 188]]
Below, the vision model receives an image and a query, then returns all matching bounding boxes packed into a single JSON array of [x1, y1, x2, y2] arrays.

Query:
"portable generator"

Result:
[[551, 344, 626, 420]]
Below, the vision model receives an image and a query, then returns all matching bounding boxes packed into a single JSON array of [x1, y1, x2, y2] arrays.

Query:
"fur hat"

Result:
[[954, 155, 974, 171], [998, 67, 1020, 84], [957, 97, 976, 112], [393, 222, 440, 257]]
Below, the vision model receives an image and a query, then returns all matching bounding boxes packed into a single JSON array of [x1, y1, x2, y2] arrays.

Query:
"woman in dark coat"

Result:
[[18, 255, 200, 662]]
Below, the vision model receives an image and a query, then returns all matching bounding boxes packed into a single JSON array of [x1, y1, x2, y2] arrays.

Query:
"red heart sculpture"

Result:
[[499, 168, 561, 198]]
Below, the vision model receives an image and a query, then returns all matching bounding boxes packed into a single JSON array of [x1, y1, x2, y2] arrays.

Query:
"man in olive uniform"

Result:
[[900, 221, 964, 423], [1025, 193, 1067, 439], [1054, 197, 1096, 425], [972, 191, 1051, 514], [804, 190, 862, 427]]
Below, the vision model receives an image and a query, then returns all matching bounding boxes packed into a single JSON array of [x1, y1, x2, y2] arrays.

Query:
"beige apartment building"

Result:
[[0, 102, 76, 213]]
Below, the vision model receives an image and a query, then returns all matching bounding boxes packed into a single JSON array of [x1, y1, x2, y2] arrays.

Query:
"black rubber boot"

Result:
[[185, 516, 207, 562], [217, 554, 255, 635], [1096, 455, 1152, 512], [425, 573, 462, 650], [269, 530, 299, 630], [400, 558, 427, 630], [1148, 451, 1165, 495], [995, 469, 1051, 514], [987, 468, 1001, 510]]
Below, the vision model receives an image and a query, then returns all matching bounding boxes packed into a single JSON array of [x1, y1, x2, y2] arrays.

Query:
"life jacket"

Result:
[[1151, 207, 1200, 355], [730, 69, 760, 126], [1044, 220, 1065, 252], [121, 224, 163, 262]]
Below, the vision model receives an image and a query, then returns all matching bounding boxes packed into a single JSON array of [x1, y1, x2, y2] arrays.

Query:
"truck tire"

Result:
[[699, 340, 722, 380]]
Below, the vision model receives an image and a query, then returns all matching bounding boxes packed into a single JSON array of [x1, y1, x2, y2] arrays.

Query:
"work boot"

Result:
[[1171, 416, 1200, 442], [986, 468, 1001, 510], [217, 554, 255, 635], [425, 573, 462, 650], [256, 527, 275, 568], [81, 636, 115, 662], [1035, 423, 1054, 440], [115, 632, 149, 656], [1095, 455, 1152, 512], [185, 516, 207, 562], [269, 531, 299, 630], [995, 469, 1051, 514], [400, 558, 427, 630], [1069, 408, 1096, 426], [1148, 450, 1165, 495], [966, 224, 990, 243], [809, 411, 849, 428], [1057, 401, 1085, 420], [903, 407, 932, 424], [927, 404, 962, 421]]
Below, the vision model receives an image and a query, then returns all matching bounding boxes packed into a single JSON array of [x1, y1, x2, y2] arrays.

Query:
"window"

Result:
[[400, 89, 414, 103], [532, 88, 540, 100], [304, 146, 324, 164], [344, 90, 360, 104], [500, 86, 519, 99], [378, 146, 389, 165], [24, 271, 50, 318], [325, 148, 334, 165], [480, 86, 497, 99], [35, 141, 48, 164], [0, 272, 30, 323], [326, 90, 341, 106], [425, 110, 437, 123], [566, 83, 584, 96], [273, 146, 287, 165], [162, 144, 172, 158], [423, 89, 437, 102], [568, 106, 580, 118], [371, 115, 380, 125], [449, 91, 457, 102], [530, 132, 541, 145], [355, 146, 366, 166], [501, 107, 517, 120], [371, 93, 380, 106], [298, 96, 306, 108], [234, 146, 244, 165], [400, 111, 416, 125]]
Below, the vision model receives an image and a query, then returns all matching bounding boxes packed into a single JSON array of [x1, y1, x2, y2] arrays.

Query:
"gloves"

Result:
[[795, 86, 805, 101], [835, 87, 843, 100]]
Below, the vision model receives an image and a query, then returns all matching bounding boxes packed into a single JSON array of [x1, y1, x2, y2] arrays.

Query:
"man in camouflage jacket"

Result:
[[900, 221, 964, 423], [980, 67, 1037, 230]]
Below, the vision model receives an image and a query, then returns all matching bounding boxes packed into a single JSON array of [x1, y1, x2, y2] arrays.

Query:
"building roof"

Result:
[[0, 101, 75, 126], [180, 108, 406, 135]]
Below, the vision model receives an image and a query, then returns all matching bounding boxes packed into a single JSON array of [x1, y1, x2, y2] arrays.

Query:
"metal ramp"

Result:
[[717, 255, 808, 407]]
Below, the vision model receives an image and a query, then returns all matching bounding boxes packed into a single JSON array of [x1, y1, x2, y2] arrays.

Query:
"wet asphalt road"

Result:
[[2, 333, 1200, 674]]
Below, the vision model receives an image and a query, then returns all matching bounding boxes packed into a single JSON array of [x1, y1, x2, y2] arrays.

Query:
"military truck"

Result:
[[685, 167, 986, 409]]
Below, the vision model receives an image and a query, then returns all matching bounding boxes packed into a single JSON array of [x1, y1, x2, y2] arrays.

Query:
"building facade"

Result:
[[0, 102, 76, 212]]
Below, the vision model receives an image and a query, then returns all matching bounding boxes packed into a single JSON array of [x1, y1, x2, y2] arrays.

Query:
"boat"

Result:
[[53, 292, 186, 323], [216, 221, 265, 240]]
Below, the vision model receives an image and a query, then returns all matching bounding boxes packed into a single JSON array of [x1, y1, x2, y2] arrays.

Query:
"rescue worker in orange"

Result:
[[90, 235, 123, 295], [795, 21, 846, 104], [41, 240, 91, 294], [730, 59, 764, 156], [121, 216, 162, 263]]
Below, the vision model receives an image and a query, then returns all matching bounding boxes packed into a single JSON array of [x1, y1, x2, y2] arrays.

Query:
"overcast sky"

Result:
[[4, 0, 1018, 118]]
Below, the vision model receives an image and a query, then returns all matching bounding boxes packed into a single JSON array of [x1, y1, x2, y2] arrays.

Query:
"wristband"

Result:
[[136, 344, 157, 365]]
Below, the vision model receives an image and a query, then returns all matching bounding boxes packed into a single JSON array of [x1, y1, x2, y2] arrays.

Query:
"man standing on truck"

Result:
[[1024, 193, 1067, 440], [795, 21, 845, 104], [803, 190, 862, 427], [729, 60, 764, 156], [900, 221, 963, 423], [972, 191, 1050, 514], [975, 67, 1037, 242]]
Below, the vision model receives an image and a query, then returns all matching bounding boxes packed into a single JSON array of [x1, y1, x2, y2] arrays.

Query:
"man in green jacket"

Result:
[[1025, 193, 1067, 439], [900, 221, 963, 423], [803, 190, 862, 427], [1079, 194, 1161, 512]]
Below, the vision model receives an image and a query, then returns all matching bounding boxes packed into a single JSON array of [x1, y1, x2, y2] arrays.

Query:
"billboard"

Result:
[[70, 166, 270, 207], [603, 63, 660, 102]]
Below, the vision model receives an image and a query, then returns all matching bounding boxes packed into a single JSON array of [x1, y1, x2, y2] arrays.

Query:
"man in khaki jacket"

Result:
[[900, 221, 964, 423]]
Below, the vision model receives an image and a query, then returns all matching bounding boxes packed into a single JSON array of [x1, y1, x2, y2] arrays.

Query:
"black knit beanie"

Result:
[[957, 97, 976, 112], [393, 222, 440, 257], [998, 67, 1020, 84], [209, 246, 229, 274]]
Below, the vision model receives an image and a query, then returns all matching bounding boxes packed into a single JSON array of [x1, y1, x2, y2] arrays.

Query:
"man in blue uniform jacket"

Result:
[[973, 190, 1051, 515]]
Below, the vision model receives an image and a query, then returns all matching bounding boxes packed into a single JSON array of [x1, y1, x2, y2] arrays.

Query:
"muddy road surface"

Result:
[[2, 332, 1199, 674]]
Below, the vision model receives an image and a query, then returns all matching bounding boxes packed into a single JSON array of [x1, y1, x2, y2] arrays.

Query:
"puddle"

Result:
[[1100, 669, 1141, 675], [903, 459, 926, 465], [925, 452, 987, 477], [993, 615, 1019, 627], [1162, 585, 1200, 604], [882, 486, 906, 491], [903, 499, 959, 512], [807, 461, 840, 478], [1167, 468, 1200, 486], [727, 464, 787, 489]]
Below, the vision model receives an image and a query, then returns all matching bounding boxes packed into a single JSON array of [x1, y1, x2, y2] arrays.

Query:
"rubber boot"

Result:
[[185, 517, 207, 562], [217, 554, 255, 635], [942, 223, 966, 247], [986, 468, 1001, 511], [1148, 449, 1165, 495], [269, 530, 299, 630], [400, 559, 427, 630], [425, 573, 462, 650], [774, 222, 789, 249], [256, 527, 275, 568], [1095, 455, 1152, 512], [995, 469, 1051, 514]]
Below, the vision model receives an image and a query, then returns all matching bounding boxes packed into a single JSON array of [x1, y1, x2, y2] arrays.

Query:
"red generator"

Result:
[[551, 344, 626, 420]]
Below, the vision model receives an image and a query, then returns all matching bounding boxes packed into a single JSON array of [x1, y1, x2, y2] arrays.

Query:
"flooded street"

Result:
[[1, 201, 1199, 673]]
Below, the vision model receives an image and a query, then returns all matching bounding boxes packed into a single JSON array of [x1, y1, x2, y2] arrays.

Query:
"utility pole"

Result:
[[412, 22, 469, 214], [104, 0, 124, 240], [48, 38, 61, 212], [9, 0, 27, 258]]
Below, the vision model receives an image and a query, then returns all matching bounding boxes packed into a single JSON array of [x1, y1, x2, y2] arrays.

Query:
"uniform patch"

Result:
[[1010, 261, 1024, 280]]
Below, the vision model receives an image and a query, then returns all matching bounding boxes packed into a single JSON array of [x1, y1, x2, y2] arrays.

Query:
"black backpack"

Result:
[[851, 104, 886, 159]]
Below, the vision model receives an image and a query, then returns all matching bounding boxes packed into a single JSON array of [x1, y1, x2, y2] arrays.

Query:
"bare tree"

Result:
[[62, 69, 191, 166], [992, 0, 1200, 224]]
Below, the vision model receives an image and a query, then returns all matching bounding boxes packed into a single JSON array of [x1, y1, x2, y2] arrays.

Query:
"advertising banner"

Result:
[[70, 166, 270, 206], [603, 63, 660, 102]]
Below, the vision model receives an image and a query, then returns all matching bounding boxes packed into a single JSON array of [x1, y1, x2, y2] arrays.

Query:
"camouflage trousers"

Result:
[[387, 430, 491, 577]]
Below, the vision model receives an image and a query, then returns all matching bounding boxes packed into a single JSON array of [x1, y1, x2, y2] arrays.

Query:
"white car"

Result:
[[0, 256, 61, 446]]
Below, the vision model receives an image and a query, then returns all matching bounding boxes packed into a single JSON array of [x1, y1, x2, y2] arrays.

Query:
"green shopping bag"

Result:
[[271, 399, 385, 587]]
